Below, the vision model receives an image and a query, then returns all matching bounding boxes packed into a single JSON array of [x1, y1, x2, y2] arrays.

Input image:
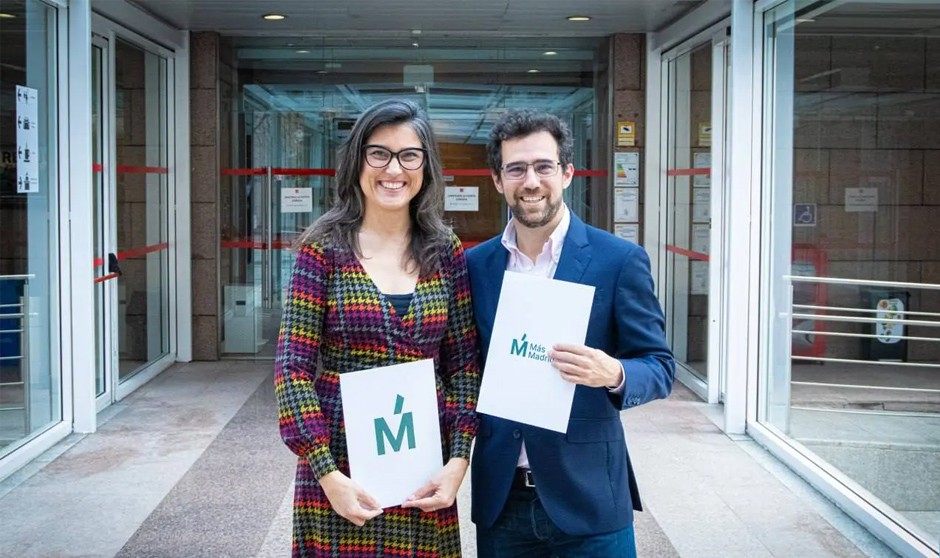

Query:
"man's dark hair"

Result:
[[486, 109, 574, 175]]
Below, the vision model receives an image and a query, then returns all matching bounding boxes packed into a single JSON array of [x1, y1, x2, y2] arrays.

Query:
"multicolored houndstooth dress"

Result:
[[274, 234, 480, 557]]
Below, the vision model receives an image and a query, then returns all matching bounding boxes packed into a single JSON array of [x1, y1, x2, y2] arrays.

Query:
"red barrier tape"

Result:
[[666, 245, 710, 262], [93, 272, 121, 284], [92, 165, 169, 174], [666, 168, 711, 177], [93, 242, 170, 268], [221, 168, 608, 178]]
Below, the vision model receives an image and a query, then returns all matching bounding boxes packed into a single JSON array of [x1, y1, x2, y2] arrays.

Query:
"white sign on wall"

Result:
[[691, 224, 710, 255], [614, 223, 639, 244], [690, 261, 709, 295], [281, 188, 313, 213], [693, 152, 711, 187], [613, 188, 639, 222], [845, 187, 878, 212], [444, 186, 479, 211], [16, 85, 39, 194], [614, 151, 639, 187], [692, 188, 711, 223]]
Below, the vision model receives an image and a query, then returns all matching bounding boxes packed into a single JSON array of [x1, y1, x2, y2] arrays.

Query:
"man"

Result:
[[466, 109, 675, 557]]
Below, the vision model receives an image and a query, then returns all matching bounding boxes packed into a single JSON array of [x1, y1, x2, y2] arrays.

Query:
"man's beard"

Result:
[[510, 195, 562, 229]]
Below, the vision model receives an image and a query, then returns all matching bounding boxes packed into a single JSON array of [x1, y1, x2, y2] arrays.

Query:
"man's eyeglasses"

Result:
[[500, 160, 562, 181], [363, 145, 427, 171]]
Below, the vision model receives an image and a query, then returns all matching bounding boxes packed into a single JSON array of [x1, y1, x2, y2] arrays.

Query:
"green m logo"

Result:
[[374, 394, 415, 456], [511, 333, 529, 357]]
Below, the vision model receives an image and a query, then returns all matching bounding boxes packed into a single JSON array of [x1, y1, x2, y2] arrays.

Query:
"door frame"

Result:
[[646, 17, 732, 404], [90, 15, 180, 406]]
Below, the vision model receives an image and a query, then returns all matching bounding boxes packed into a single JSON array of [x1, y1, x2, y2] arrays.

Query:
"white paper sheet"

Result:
[[340, 359, 443, 508], [477, 271, 595, 433]]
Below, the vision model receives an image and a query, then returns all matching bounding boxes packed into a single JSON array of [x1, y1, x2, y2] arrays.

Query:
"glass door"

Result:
[[92, 31, 173, 406], [92, 36, 114, 408], [221, 111, 329, 357], [661, 29, 730, 401]]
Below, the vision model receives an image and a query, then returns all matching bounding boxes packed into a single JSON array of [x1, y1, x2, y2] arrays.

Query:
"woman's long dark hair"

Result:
[[296, 99, 451, 274]]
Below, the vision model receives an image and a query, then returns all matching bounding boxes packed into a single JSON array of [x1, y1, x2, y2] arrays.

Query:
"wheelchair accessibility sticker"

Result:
[[794, 203, 816, 227]]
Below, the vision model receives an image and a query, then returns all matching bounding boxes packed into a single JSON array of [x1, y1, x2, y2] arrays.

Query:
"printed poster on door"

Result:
[[16, 85, 39, 194]]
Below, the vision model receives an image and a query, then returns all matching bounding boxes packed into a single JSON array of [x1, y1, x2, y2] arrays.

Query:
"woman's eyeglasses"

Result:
[[363, 145, 427, 171]]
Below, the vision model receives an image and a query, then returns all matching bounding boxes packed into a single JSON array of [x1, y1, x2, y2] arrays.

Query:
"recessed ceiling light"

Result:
[[567, 15, 591, 22], [543, 51, 557, 56], [262, 13, 286, 21], [296, 50, 309, 54], [528, 69, 540, 73], [796, 17, 815, 23], [412, 42, 420, 47], [412, 29, 422, 35], [0, 12, 16, 18]]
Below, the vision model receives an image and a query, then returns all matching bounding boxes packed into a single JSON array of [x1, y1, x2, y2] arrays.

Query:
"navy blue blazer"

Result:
[[467, 212, 675, 536]]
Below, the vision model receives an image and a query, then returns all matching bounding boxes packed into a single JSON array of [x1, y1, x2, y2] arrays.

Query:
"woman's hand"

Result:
[[319, 471, 384, 526], [401, 458, 469, 513]]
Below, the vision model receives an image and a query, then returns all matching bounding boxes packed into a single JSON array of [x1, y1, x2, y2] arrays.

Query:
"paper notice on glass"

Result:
[[281, 187, 313, 213], [613, 188, 639, 222], [340, 359, 443, 508], [477, 271, 595, 433], [16, 86, 39, 194], [444, 186, 479, 211], [614, 152, 639, 187]]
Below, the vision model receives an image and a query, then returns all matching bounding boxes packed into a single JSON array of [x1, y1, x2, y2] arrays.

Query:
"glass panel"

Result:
[[114, 39, 170, 380], [0, 0, 60, 454], [763, 0, 940, 548], [92, 43, 106, 398], [221, 38, 599, 357], [664, 43, 712, 382]]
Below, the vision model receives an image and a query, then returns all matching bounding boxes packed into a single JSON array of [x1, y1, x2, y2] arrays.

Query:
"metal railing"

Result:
[[784, 275, 940, 415], [0, 275, 33, 435]]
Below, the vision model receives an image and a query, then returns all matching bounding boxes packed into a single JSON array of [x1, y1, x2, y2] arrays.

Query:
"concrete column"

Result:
[[189, 32, 220, 360], [612, 34, 646, 240]]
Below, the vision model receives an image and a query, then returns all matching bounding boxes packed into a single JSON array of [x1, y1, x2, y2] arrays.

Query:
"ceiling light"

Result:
[[412, 42, 420, 47], [412, 29, 421, 35], [796, 17, 815, 23], [543, 51, 557, 56], [262, 14, 286, 21], [528, 69, 540, 73], [566, 15, 591, 22], [0, 12, 16, 18], [296, 50, 309, 54]]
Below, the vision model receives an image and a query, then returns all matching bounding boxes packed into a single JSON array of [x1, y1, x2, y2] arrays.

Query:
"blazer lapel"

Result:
[[553, 213, 591, 284], [481, 241, 509, 327]]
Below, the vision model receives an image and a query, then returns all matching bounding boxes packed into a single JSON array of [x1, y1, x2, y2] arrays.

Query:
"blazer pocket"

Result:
[[566, 418, 624, 443]]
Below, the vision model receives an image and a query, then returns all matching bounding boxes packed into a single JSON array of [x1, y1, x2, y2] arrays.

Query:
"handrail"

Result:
[[793, 303, 940, 319], [785, 275, 940, 291], [0, 275, 35, 281]]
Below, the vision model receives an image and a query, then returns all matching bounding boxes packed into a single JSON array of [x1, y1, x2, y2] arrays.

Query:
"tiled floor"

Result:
[[0, 361, 909, 557]]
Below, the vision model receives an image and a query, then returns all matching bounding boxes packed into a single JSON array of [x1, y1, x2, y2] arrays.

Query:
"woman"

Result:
[[274, 99, 480, 558]]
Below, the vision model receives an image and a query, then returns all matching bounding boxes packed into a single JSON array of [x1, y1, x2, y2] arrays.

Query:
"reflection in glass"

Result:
[[763, 0, 940, 548], [0, 0, 60, 455], [663, 43, 712, 382], [114, 39, 170, 381]]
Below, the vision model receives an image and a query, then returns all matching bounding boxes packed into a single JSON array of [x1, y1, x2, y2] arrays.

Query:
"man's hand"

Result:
[[549, 343, 623, 388], [401, 458, 469, 513], [319, 471, 383, 526]]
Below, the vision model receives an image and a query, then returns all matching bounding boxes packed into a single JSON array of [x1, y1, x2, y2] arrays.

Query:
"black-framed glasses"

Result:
[[363, 145, 428, 171], [500, 160, 562, 181]]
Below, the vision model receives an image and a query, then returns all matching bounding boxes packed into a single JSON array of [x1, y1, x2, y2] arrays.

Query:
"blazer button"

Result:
[[512, 429, 521, 439]]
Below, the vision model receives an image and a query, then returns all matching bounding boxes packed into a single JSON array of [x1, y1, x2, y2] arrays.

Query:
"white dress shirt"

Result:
[[500, 205, 626, 469]]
